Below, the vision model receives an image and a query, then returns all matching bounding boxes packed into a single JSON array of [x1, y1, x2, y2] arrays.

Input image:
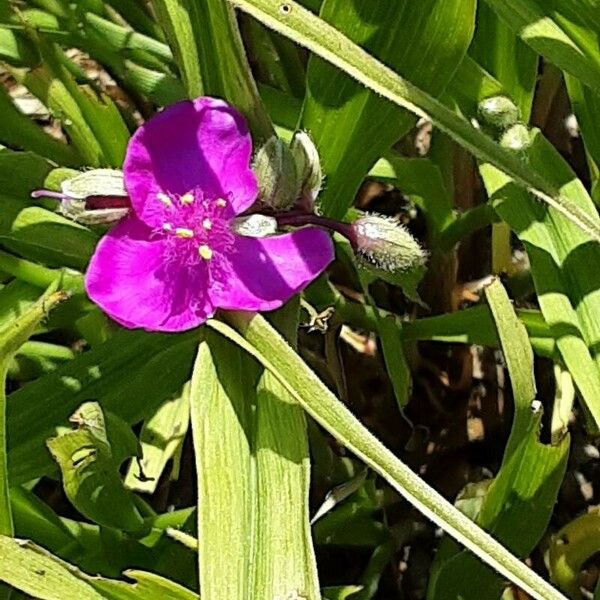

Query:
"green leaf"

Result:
[[0, 148, 51, 198], [191, 330, 262, 599], [0, 286, 65, 536], [428, 280, 569, 599], [8, 330, 197, 485], [445, 54, 505, 117], [1, 206, 98, 270], [208, 313, 566, 600], [243, 19, 305, 98], [482, 129, 600, 429], [82, 13, 173, 65], [191, 303, 319, 599], [372, 154, 454, 240], [89, 570, 199, 600], [548, 511, 600, 597], [0, 21, 39, 66], [470, 2, 538, 121], [9, 39, 129, 167], [0, 85, 82, 166], [0, 535, 104, 600], [103, 0, 164, 40], [403, 304, 558, 358], [300, 0, 475, 218], [252, 304, 320, 599], [229, 0, 600, 244], [483, 0, 600, 96], [0, 535, 198, 600], [0, 280, 43, 330], [312, 477, 384, 548], [11, 486, 79, 557], [565, 74, 600, 198], [47, 401, 145, 532], [124, 384, 190, 495], [150, 0, 204, 98], [152, 0, 272, 138], [372, 313, 411, 409], [111, 61, 185, 105], [0, 250, 85, 296], [322, 586, 363, 600]]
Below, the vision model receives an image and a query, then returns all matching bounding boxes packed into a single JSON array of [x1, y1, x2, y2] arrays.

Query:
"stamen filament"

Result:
[[157, 193, 172, 207]]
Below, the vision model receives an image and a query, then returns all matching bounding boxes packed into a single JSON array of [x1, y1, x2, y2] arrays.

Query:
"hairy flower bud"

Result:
[[499, 123, 531, 153], [290, 130, 322, 204], [351, 214, 427, 273], [477, 96, 519, 132], [253, 136, 299, 210]]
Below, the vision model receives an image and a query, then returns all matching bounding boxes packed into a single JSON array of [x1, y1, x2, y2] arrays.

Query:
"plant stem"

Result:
[[276, 212, 355, 241]]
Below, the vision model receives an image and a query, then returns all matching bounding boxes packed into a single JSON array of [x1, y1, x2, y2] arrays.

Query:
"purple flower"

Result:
[[85, 97, 334, 332]]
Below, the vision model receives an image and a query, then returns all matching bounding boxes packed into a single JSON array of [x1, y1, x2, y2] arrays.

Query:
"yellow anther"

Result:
[[216, 198, 227, 208], [175, 227, 194, 239], [157, 192, 172, 207], [202, 218, 213, 230], [198, 244, 213, 260], [180, 192, 194, 205]]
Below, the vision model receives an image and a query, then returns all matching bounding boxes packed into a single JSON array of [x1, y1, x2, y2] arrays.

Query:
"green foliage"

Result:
[[191, 303, 320, 600], [428, 281, 569, 599], [1, 0, 600, 598], [47, 401, 145, 533], [300, 0, 475, 218]]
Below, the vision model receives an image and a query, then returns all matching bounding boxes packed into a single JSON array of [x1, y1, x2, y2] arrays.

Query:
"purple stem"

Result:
[[276, 211, 356, 245]]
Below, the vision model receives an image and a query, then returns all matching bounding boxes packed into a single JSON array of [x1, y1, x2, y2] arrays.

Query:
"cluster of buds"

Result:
[[33, 133, 426, 277], [252, 133, 425, 273], [477, 95, 531, 154]]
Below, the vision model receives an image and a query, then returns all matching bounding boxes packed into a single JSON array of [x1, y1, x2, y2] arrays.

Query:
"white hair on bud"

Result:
[[352, 213, 427, 273]]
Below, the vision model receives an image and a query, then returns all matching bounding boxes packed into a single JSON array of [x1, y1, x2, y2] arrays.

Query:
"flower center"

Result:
[[154, 189, 235, 276]]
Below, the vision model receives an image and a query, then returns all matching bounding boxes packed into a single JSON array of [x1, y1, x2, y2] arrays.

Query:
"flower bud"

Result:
[[61, 168, 126, 199], [32, 168, 130, 225], [290, 130, 322, 203], [253, 136, 299, 211], [499, 123, 531, 153], [477, 96, 519, 132], [351, 214, 427, 273]]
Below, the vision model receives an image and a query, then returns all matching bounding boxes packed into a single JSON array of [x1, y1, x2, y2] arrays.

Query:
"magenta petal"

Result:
[[85, 217, 214, 332], [211, 228, 334, 311], [124, 97, 257, 227]]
